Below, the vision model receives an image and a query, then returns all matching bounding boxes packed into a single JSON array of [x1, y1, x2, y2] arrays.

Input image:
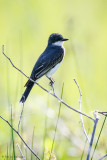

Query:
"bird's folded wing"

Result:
[[33, 54, 63, 79], [25, 47, 64, 87]]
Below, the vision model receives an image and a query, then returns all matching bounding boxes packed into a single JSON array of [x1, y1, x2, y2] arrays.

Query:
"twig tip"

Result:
[[93, 111, 100, 119]]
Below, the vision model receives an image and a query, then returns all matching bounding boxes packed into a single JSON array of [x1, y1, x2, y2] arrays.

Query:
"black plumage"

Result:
[[19, 33, 68, 104]]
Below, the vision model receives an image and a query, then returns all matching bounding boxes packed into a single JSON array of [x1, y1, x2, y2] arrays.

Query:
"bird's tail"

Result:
[[19, 82, 34, 104]]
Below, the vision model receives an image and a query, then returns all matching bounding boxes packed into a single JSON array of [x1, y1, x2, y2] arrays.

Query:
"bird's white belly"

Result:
[[46, 62, 62, 78]]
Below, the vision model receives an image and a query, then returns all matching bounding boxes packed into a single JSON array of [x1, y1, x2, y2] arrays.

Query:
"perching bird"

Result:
[[19, 33, 68, 104]]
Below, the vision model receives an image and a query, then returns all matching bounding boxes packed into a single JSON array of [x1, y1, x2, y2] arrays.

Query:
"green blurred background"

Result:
[[0, 0, 107, 159]]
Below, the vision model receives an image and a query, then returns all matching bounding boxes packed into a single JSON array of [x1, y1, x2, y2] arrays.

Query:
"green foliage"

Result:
[[49, 83, 64, 160], [31, 126, 35, 160], [10, 108, 16, 160]]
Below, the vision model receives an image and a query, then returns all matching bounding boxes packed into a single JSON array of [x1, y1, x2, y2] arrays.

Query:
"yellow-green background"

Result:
[[0, 0, 107, 159]]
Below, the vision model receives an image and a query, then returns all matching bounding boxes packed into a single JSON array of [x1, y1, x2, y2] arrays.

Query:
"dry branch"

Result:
[[0, 115, 41, 160], [74, 78, 90, 143], [2, 45, 94, 121], [86, 111, 99, 160], [1, 45, 107, 160], [97, 154, 107, 160]]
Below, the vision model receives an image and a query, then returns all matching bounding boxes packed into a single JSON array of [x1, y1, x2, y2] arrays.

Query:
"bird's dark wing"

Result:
[[25, 46, 64, 87]]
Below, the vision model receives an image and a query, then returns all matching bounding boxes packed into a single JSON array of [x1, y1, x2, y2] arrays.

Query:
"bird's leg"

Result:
[[50, 79, 55, 94], [47, 77, 55, 94]]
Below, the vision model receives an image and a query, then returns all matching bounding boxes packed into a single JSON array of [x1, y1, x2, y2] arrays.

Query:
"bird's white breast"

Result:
[[46, 62, 62, 78]]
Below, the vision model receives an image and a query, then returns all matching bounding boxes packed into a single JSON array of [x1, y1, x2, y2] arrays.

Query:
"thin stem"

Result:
[[17, 143, 25, 160], [97, 154, 107, 160], [11, 107, 16, 160], [97, 111, 107, 116], [80, 138, 87, 160], [31, 126, 35, 160], [86, 112, 99, 160], [49, 83, 64, 160], [42, 121, 46, 160], [91, 115, 107, 160], [74, 78, 90, 143], [0, 115, 41, 160], [18, 103, 24, 132]]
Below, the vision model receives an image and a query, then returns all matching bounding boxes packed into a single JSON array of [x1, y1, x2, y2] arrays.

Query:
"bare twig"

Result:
[[18, 103, 24, 132], [74, 78, 90, 143], [97, 154, 107, 160], [0, 115, 41, 160], [17, 143, 25, 160], [86, 111, 99, 160], [2, 45, 94, 122], [91, 114, 107, 160], [97, 111, 107, 116]]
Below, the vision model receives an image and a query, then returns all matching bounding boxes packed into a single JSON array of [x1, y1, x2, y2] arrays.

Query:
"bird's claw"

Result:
[[49, 78, 55, 94], [49, 79, 55, 86]]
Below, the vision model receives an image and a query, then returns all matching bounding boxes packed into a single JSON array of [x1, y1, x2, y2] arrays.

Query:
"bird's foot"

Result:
[[49, 78, 55, 86], [49, 78, 55, 94]]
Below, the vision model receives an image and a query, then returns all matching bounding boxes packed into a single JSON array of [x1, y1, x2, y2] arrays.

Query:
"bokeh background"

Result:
[[0, 0, 107, 159]]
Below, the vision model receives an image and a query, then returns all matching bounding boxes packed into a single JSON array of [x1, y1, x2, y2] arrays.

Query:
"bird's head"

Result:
[[48, 33, 69, 46]]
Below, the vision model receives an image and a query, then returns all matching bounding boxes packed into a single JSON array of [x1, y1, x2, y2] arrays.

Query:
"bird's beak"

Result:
[[62, 38, 69, 41]]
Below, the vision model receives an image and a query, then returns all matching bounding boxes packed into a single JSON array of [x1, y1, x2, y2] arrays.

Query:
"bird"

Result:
[[19, 33, 68, 104]]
